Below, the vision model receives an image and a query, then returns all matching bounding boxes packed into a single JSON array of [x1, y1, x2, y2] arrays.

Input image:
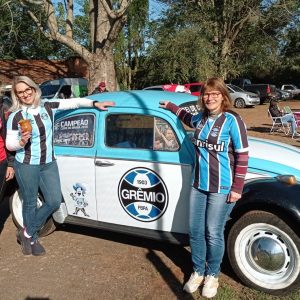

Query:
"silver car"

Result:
[[227, 84, 260, 108]]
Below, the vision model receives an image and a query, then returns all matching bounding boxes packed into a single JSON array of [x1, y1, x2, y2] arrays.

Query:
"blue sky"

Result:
[[149, 0, 167, 20]]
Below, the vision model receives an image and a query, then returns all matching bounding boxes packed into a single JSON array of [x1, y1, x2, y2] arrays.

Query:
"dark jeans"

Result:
[[0, 160, 8, 196], [14, 160, 62, 241]]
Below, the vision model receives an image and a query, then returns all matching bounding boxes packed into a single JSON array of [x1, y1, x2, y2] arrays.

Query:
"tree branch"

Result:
[[100, 0, 132, 19]]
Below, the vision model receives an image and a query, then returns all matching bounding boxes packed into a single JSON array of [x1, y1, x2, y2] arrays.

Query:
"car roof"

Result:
[[40, 77, 88, 86], [143, 85, 163, 89], [87, 90, 197, 109]]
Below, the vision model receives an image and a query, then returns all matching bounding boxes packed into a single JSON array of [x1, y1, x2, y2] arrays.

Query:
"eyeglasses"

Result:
[[203, 92, 222, 99], [16, 87, 33, 98]]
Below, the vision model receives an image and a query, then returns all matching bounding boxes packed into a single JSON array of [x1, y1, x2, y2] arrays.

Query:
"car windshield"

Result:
[[227, 84, 247, 93], [40, 84, 60, 98]]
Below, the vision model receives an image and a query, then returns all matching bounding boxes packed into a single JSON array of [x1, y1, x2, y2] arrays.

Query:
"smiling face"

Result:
[[200, 78, 232, 115], [165, 128, 175, 141], [15, 82, 35, 106], [202, 90, 224, 114]]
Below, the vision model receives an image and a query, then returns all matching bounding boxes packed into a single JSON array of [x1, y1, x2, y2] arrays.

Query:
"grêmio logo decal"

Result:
[[118, 167, 169, 222]]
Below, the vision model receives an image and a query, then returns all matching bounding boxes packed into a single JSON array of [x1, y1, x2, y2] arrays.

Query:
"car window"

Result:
[[105, 114, 179, 151], [58, 85, 72, 98], [189, 85, 202, 93], [40, 84, 61, 98], [54, 113, 95, 147], [228, 84, 246, 93]]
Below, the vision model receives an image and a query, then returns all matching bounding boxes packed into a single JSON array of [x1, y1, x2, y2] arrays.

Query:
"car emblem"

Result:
[[118, 167, 169, 222]]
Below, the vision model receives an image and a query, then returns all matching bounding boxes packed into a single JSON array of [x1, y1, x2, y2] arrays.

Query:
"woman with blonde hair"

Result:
[[6, 76, 114, 256], [160, 77, 249, 298]]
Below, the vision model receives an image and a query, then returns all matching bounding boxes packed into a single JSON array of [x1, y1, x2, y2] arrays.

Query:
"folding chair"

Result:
[[268, 109, 291, 135], [283, 106, 293, 114]]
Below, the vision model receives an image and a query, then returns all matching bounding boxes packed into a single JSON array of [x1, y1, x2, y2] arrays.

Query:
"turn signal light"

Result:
[[276, 175, 297, 185]]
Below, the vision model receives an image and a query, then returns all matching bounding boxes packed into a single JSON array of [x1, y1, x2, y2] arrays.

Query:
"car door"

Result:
[[95, 108, 194, 235], [54, 109, 99, 220]]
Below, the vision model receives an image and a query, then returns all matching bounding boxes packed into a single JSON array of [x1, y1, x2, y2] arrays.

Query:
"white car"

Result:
[[281, 84, 300, 98], [227, 84, 260, 108], [143, 84, 191, 93]]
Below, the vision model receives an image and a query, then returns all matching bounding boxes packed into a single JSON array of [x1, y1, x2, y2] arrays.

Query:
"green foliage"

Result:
[[114, 0, 149, 90], [138, 0, 300, 86]]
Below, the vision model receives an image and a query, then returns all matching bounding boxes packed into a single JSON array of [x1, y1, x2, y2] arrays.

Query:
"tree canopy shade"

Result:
[[0, 0, 70, 59]]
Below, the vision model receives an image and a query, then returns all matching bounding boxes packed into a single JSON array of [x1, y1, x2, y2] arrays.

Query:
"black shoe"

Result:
[[16, 229, 32, 255], [31, 240, 46, 256]]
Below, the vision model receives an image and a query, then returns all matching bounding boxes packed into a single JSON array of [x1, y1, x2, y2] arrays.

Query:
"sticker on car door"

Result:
[[118, 167, 169, 222]]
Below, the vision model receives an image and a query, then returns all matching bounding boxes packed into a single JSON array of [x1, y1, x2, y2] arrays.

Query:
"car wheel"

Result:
[[9, 190, 56, 237], [227, 210, 300, 296], [234, 98, 246, 108]]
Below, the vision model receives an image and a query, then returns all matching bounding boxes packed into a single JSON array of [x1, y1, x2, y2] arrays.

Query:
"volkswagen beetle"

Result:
[[9, 90, 300, 296]]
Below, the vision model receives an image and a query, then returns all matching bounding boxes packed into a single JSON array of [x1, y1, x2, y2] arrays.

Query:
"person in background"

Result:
[[159, 77, 249, 298], [90, 81, 109, 95], [269, 99, 300, 137], [6, 76, 114, 256], [0, 91, 15, 202]]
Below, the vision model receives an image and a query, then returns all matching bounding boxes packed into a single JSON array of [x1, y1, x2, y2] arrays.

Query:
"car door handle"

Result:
[[95, 160, 115, 167]]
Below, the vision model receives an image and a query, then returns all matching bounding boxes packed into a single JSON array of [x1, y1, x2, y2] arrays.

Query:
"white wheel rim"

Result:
[[11, 191, 43, 228], [234, 223, 300, 289]]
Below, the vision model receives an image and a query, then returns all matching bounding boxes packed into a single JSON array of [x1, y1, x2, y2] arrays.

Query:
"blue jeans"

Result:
[[14, 160, 62, 241], [282, 114, 297, 134], [189, 187, 235, 276]]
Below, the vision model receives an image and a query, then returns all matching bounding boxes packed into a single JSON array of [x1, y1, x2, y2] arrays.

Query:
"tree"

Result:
[[143, 0, 300, 82], [0, 0, 64, 59], [115, 0, 149, 90], [18, 0, 134, 92]]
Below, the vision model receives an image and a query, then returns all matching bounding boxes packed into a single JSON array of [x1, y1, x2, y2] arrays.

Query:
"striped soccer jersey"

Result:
[[167, 103, 249, 194], [7, 102, 60, 165]]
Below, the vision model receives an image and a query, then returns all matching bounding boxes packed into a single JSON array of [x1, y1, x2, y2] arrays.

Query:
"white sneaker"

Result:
[[202, 275, 219, 298], [183, 272, 204, 293], [293, 132, 300, 138]]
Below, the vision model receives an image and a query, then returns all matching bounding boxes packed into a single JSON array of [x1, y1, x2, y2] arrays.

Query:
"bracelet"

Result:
[[92, 101, 98, 108]]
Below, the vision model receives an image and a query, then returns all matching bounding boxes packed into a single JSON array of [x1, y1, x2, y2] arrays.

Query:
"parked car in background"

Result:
[[40, 77, 88, 99], [281, 84, 300, 98], [226, 84, 260, 108], [184, 82, 204, 97], [143, 84, 191, 93], [229, 78, 278, 104], [276, 88, 292, 101], [9, 90, 300, 296], [0, 84, 12, 109]]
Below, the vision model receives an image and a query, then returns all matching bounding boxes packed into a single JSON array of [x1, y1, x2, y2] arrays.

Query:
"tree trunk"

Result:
[[88, 49, 117, 93]]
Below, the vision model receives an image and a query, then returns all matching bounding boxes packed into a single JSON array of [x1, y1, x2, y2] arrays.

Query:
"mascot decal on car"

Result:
[[70, 183, 90, 217]]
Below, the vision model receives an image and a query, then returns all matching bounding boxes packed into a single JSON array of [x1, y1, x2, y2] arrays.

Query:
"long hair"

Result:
[[269, 99, 277, 108], [10, 76, 41, 112], [199, 77, 232, 117]]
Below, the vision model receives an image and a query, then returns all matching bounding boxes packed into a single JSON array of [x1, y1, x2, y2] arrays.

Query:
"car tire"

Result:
[[9, 190, 56, 237], [234, 98, 246, 108], [227, 210, 300, 296]]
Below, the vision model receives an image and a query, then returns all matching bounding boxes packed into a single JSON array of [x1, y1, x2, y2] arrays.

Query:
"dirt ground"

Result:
[[0, 100, 299, 300]]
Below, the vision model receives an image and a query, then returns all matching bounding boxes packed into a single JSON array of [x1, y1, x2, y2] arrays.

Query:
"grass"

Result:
[[196, 282, 300, 300]]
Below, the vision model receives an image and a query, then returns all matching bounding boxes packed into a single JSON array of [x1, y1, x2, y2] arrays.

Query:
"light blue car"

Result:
[[10, 91, 300, 296]]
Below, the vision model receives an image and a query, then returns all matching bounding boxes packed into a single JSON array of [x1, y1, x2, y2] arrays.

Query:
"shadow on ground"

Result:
[[59, 223, 240, 299], [247, 126, 270, 133]]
